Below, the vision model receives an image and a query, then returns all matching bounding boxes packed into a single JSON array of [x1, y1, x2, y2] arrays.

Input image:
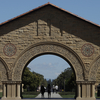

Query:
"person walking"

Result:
[[55, 85, 58, 93], [47, 84, 51, 98], [53, 85, 55, 93], [40, 84, 45, 98]]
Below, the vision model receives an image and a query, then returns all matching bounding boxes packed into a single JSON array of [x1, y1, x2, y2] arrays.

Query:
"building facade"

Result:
[[0, 3, 100, 100]]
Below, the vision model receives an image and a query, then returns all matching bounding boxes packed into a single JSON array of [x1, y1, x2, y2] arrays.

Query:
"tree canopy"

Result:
[[22, 67, 47, 91], [22, 67, 76, 92], [52, 67, 76, 92]]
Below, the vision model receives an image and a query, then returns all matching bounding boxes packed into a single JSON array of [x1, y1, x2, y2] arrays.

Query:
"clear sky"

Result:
[[27, 54, 70, 80], [0, 0, 100, 25], [0, 0, 100, 79]]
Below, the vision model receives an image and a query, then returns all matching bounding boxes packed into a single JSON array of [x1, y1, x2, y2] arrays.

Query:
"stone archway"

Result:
[[0, 3, 99, 100], [12, 42, 86, 99], [8, 42, 96, 100], [12, 42, 85, 82]]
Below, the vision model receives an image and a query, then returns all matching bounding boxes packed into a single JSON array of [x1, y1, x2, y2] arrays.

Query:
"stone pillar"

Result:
[[82, 83, 86, 98], [2, 83, 6, 98], [17, 83, 21, 99], [1, 81, 21, 100], [87, 84, 90, 98], [12, 84, 16, 98], [77, 83, 81, 98], [76, 81, 96, 100], [92, 83, 95, 98], [7, 84, 12, 98]]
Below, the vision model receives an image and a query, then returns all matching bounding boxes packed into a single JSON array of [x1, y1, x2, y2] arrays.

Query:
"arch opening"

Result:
[[21, 53, 76, 80], [21, 54, 76, 99]]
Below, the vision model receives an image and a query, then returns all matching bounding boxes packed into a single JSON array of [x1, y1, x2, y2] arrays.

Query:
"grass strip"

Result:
[[59, 92, 75, 98], [22, 92, 40, 98]]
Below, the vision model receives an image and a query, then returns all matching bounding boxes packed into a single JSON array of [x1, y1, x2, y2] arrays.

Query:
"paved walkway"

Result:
[[35, 92, 62, 98], [22, 92, 75, 100]]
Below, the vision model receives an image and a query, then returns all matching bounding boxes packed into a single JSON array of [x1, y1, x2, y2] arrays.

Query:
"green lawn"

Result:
[[95, 93, 100, 99], [59, 92, 100, 99], [0, 92, 2, 98], [59, 92, 75, 98], [0, 92, 39, 98], [22, 95, 37, 98], [22, 92, 40, 98], [60, 94, 75, 98]]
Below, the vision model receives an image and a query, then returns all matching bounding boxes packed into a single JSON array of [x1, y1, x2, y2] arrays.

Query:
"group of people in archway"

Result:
[[40, 84, 58, 98]]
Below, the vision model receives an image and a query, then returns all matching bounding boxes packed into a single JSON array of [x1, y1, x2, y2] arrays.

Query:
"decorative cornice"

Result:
[[2, 81, 21, 84], [76, 81, 96, 84]]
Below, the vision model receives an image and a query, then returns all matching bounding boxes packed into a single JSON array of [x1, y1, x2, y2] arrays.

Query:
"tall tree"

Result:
[[22, 67, 47, 91], [52, 67, 76, 92], [22, 67, 39, 91]]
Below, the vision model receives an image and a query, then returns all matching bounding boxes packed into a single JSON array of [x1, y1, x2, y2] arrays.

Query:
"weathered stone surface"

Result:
[[0, 3, 100, 82], [0, 3, 100, 100]]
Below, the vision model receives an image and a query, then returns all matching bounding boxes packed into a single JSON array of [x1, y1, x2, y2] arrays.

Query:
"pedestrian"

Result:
[[55, 85, 58, 93], [37, 85, 41, 92], [40, 84, 45, 98], [47, 84, 51, 98], [53, 85, 55, 93]]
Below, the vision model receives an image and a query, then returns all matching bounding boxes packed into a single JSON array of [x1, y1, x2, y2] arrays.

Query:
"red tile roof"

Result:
[[0, 2, 100, 27]]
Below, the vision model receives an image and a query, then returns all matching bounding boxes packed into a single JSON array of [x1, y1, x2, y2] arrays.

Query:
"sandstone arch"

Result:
[[0, 2, 99, 100], [12, 42, 85, 82]]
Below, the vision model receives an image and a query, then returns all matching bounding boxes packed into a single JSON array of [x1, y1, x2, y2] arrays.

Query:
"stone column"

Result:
[[12, 84, 16, 98], [2, 83, 6, 98], [77, 83, 81, 98], [82, 83, 86, 98], [92, 84, 95, 98], [17, 83, 21, 99], [87, 84, 90, 98], [76, 81, 96, 100], [7, 84, 12, 98]]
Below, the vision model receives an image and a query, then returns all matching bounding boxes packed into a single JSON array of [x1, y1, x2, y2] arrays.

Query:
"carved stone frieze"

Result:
[[12, 43, 84, 81]]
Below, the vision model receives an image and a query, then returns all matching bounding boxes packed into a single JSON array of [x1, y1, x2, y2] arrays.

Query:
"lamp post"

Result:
[[61, 74, 65, 92]]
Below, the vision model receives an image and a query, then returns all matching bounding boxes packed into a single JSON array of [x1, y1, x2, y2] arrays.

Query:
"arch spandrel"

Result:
[[89, 55, 100, 81], [12, 42, 85, 81], [0, 57, 8, 81]]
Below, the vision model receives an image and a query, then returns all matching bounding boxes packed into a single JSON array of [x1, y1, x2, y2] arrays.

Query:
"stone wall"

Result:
[[0, 5, 100, 81], [0, 4, 100, 100]]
